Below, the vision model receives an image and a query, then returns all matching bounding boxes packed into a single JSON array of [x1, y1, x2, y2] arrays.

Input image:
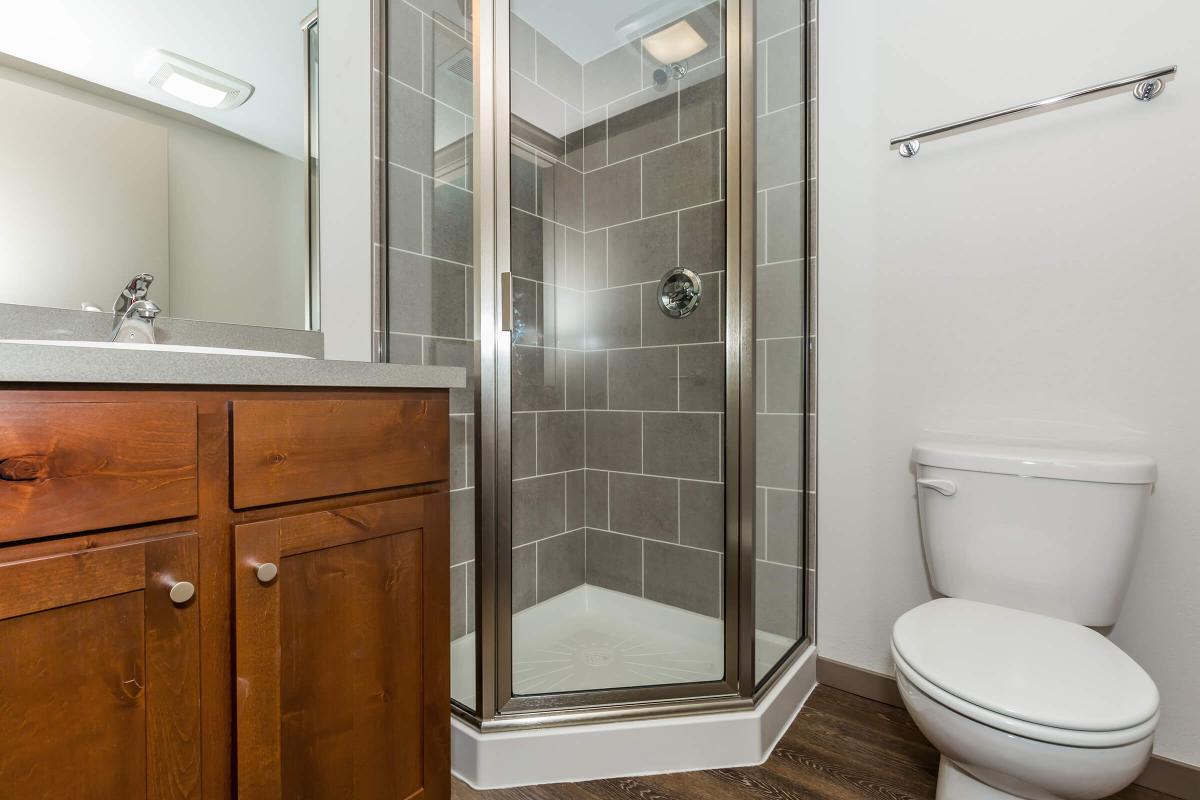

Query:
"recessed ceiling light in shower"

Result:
[[143, 50, 254, 110], [642, 20, 707, 66]]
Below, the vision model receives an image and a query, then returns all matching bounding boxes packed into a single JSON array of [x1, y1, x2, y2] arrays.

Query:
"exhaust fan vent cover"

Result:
[[145, 50, 254, 110]]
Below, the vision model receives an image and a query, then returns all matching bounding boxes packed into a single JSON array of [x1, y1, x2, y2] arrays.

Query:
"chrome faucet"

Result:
[[110, 273, 161, 343]]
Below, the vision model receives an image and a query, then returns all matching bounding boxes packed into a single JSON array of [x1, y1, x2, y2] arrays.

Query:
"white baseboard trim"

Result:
[[452, 643, 817, 790]]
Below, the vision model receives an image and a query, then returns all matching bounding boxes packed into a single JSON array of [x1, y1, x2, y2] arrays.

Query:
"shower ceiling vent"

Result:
[[143, 50, 254, 110], [439, 47, 473, 83]]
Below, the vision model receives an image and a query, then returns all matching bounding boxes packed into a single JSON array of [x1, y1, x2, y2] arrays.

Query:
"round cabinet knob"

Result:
[[169, 581, 196, 605], [255, 562, 279, 584]]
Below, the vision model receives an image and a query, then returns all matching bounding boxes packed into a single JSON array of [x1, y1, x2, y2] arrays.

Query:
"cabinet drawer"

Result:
[[231, 396, 449, 509], [0, 401, 198, 542]]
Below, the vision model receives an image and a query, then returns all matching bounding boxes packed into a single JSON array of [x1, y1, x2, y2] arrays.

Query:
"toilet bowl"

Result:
[[900, 443, 1160, 800], [892, 599, 1158, 800]]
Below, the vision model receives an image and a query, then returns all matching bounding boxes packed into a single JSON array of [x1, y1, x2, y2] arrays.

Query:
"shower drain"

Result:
[[577, 646, 616, 668]]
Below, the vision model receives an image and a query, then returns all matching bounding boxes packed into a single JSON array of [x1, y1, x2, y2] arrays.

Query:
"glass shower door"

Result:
[[503, 0, 730, 697]]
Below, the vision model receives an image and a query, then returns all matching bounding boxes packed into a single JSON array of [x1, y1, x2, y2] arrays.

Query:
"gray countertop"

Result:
[[0, 342, 466, 389]]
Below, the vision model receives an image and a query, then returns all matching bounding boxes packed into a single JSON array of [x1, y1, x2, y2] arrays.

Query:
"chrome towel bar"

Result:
[[891, 65, 1177, 158]]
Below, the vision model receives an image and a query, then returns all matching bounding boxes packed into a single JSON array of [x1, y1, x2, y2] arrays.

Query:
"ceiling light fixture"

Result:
[[643, 20, 707, 67], [143, 50, 254, 110]]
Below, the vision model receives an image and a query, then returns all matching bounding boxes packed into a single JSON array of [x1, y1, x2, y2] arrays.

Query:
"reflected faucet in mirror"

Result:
[[110, 273, 161, 344]]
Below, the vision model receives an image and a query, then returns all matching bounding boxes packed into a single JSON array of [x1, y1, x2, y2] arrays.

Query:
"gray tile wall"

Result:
[[385, 0, 478, 652], [753, 0, 808, 644], [570, 2, 729, 620]]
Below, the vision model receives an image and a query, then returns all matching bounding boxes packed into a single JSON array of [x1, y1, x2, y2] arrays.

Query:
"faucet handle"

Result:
[[122, 273, 155, 302], [132, 300, 161, 320]]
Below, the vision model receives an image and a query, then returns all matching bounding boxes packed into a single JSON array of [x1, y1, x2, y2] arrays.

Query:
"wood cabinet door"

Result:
[[234, 494, 450, 800], [0, 532, 202, 799]]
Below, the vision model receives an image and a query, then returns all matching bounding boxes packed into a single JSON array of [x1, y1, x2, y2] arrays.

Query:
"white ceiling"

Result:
[[512, 0, 710, 64], [0, 0, 314, 159]]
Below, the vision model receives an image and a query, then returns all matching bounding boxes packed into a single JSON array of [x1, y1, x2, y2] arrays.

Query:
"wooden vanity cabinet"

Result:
[[0, 387, 452, 800]]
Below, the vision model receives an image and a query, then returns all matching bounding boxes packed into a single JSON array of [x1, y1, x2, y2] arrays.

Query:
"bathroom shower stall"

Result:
[[376, 0, 813, 734]]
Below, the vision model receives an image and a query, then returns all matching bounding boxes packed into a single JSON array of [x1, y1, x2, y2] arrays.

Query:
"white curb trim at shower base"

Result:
[[451, 642, 817, 789]]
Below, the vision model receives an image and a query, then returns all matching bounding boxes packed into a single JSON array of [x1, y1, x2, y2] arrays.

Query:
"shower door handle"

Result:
[[500, 271, 513, 332]]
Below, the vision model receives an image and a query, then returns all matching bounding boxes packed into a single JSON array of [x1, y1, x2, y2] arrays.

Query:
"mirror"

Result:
[[0, 1, 320, 330]]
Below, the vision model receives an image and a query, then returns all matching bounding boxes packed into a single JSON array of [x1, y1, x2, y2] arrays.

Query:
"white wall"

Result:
[[0, 70, 170, 313], [818, 0, 1200, 766], [317, 0, 374, 361]]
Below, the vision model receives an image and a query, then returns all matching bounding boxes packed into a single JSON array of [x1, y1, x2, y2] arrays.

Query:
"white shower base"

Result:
[[451, 584, 794, 709]]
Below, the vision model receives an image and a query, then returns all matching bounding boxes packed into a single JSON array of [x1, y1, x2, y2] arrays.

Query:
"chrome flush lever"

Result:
[[916, 478, 957, 497]]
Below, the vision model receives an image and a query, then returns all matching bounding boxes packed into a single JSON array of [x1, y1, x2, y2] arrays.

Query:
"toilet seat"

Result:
[[892, 599, 1159, 748]]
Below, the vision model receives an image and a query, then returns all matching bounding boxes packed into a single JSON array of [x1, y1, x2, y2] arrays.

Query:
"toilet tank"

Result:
[[912, 442, 1157, 626]]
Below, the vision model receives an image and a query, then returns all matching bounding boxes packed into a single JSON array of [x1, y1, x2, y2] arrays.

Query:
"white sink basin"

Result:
[[0, 339, 314, 359]]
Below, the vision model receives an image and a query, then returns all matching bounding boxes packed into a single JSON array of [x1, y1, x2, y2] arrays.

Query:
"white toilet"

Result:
[[894, 442, 1160, 800]]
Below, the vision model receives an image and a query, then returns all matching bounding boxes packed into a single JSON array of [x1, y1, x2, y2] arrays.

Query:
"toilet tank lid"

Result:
[[912, 441, 1157, 484]]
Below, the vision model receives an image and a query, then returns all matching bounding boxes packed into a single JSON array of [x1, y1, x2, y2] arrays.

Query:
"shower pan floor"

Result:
[[451, 585, 793, 710]]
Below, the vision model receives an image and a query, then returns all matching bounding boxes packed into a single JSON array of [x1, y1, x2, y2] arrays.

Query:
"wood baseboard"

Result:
[[816, 656, 1198, 800]]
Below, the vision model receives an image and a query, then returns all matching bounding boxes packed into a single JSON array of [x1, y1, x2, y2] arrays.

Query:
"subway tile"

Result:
[[584, 158, 641, 230], [513, 543, 536, 612], [511, 146, 538, 214], [544, 284, 586, 351], [756, 261, 804, 339], [755, 337, 766, 412], [767, 26, 803, 111], [756, 413, 801, 490], [450, 488, 474, 564], [536, 33, 583, 109], [566, 469, 585, 530], [388, 251, 466, 338], [757, 105, 803, 190], [513, 473, 565, 546], [556, 226, 586, 290], [465, 414, 475, 488], [608, 87, 679, 163], [510, 13, 536, 78], [431, 22, 472, 115], [678, 342, 723, 412], [678, 62, 725, 140], [511, 276, 541, 346], [755, 487, 767, 559], [609, 472, 679, 542], [755, 41, 767, 111], [424, 335, 474, 414], [756, 189, 767, 266], [756, 0, 802, 39], [643, 412, 720, 481], [537, 410, 585, 473], [512, 411, 537, 479], [450, 562, 468, 639], [466, 560, 476, 633], [550, 162, 584, 232], [641, 273, 720, 346], [642, 131, 722, 216], [388, 80, 433, 175], [510, 208, 547, 281], [585, 230, 608, 290], [765, 182, 804, 263], [679, 201, 726, 273], [564, 349, 586, 410], [585, 411, 642, 472], [680, 479, 723, 551], [450, 414, 469, 489], [388, 0, 428, 90], [585, 285, 641, 349], [582, 117, 608, 172], [387, 333, 423, 365], [608, 346, 677, 411], [388, 165, 424, 254], [427, 178, 473, 265], [585, 470, 609, 529], [608, 214, 678, 287], [513, 72, 566, 138], [756, 559, 801, 639], [537, 530, 585, 601], [644, 540, 720, 617], [512, 344, 565, 412], [407, 0, 466, 33], [583, 42, 642, 111], [765, 337, 803, 413], [766, 488, 802, 566], [585, 529, 642, 596], [585, 350, 608, 409]]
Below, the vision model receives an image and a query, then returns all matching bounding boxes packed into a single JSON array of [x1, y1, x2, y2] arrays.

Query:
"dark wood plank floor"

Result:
[[453, 685, 1171, 800]]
